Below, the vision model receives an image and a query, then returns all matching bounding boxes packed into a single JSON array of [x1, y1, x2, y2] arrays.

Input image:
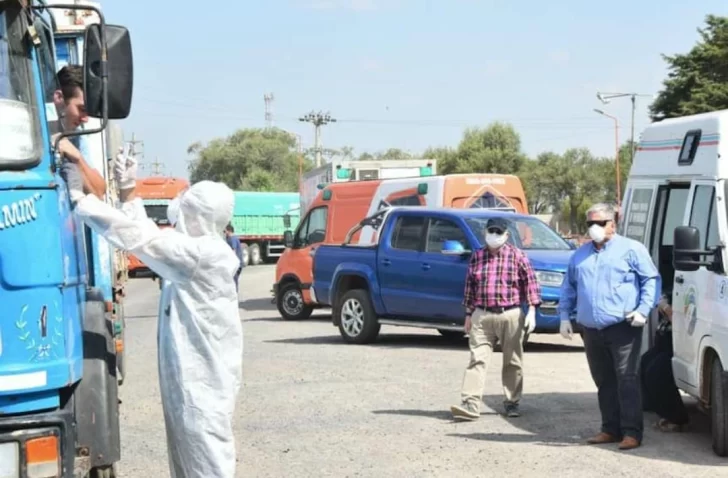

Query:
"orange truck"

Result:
[[128, 176, 190, 276], [272, 173, 528, 320]]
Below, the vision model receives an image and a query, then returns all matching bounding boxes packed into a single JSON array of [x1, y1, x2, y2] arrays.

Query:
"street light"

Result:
[[594, 108, 621, 207], [596, 91, 653, 163]]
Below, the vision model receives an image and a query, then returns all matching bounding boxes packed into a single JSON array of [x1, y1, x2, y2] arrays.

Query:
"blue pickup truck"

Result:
[[312, 207, 577, 344]]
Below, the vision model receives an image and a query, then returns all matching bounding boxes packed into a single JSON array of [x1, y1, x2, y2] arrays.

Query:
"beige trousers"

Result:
[[460, 307, 525, 409]]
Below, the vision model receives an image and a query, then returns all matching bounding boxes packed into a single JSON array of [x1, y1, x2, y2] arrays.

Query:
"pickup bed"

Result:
[[313, 207, 576, 344]]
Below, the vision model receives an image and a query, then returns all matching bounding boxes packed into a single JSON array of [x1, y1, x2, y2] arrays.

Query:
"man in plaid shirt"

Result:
[[451, 217, 541, 420]]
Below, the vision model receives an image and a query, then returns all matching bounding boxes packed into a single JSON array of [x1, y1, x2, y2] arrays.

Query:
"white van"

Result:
[[620, 109, 728, 456]]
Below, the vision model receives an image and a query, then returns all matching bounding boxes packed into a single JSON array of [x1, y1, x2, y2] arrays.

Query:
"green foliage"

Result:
[[650, 14, 728, 120]]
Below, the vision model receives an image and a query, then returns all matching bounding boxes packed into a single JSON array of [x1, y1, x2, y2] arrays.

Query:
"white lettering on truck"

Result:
[[0, 193, 42, 230]]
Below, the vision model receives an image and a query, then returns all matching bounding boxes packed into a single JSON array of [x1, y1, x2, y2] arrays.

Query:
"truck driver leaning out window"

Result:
[[52, 65, 106, 199]]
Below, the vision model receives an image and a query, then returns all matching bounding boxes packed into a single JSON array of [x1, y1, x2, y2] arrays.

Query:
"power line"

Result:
[[299, 111, 336, 167]]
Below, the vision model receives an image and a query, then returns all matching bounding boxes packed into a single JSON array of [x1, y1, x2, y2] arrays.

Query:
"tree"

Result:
[[650, 14, 728, 120], [452, 122, 526, 174], [187, 128, 311, 191], [545, 148, 603, 232], [519, 152, 561, 214], [422, 146, 458, 174]]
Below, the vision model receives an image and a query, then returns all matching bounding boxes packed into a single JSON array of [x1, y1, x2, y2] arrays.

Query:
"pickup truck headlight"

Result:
[[535, 270, 564, 287]]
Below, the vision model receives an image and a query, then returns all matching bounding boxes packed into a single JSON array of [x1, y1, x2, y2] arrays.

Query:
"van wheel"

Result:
[[711, 358, 728, 456], [250, 244, 262, 265], [277, 282, 313, 321], [336, 289, 380, 344]]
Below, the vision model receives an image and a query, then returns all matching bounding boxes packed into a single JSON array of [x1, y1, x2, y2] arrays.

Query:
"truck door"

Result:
[[672, 180, 724, 388], [419, 217, 472, 320], [377, 215, 427, 317]]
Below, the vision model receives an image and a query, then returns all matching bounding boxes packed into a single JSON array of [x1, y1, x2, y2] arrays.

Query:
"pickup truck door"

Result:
[[418, 217, 472, 321], [377, 215, 429, 317]]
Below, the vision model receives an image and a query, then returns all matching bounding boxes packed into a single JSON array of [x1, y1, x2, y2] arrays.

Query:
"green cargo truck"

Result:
[[232, 191, 301, 266]]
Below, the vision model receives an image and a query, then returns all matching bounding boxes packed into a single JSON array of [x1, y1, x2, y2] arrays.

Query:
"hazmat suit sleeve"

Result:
[[73, 194, 200, 283]]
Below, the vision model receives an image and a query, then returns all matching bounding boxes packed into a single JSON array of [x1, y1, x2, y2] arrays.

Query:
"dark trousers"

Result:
[[582, 320, 644, 442], [641, 348, 689, 425]]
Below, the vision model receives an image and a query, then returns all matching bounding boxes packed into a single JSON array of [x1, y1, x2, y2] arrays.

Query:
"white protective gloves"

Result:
[[114, 146, 138, 191], [626, 310, 647, 327], [524, 307, 536, 335], [559, 312, 573, 340]]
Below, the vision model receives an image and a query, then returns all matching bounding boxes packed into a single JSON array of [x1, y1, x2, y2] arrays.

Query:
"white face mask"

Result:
[[485, 233, 508, 249], [588, 224, 606, 243]]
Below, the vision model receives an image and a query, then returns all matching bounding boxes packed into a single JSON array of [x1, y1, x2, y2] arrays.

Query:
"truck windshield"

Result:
[[466, 217, 572, 251], [0, 3, 41, 167]]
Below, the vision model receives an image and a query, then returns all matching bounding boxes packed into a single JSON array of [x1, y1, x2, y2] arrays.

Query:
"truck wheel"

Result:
[[250, 244, 262, 265], [277, 282, 313, 321], [438, 329, 464, 340], [711, 358, 728, 456], [336, 289, 380, 344], [241, 244, 250, 266]]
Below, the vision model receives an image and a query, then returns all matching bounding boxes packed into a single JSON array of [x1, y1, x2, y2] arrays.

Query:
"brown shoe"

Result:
[[586, 432, 619, 445], [618, 436, 640, 450]]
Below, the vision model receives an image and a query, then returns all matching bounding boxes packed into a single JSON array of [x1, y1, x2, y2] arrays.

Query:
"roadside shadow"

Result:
[[266, 333, 583, 353], [446, 392, 724, 466], [239, 298, 277, 312], [372, 408, 499, 422], [245, 313, 333, 323]]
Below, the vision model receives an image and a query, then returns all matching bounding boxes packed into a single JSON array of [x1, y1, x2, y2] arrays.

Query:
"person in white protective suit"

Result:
[[65, 151, 244, 478]]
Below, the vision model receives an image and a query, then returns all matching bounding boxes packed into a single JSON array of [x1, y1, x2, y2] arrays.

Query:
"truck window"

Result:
[[391, 216, 425, 251], [425, 218, 468, 252], [296, 206, 328, 246], [0, 3, 41, 166], [689, 185, 720, 249]]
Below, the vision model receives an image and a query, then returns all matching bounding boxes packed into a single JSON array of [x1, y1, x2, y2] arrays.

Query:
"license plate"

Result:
[[0, 442, 19, 478]]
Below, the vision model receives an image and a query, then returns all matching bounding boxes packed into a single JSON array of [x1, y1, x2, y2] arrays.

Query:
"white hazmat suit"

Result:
[[67, 154, 243, 478]]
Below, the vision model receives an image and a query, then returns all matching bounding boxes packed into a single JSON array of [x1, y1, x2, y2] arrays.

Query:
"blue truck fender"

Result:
[[329, 263, 385, 323]]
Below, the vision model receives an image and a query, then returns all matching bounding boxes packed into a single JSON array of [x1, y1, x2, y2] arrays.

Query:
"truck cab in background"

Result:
[[620, 110, 728, 457], [0, 1, 134, 476]]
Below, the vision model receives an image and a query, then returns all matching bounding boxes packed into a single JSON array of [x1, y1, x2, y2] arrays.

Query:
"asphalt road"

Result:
[[116, 264, 726, 477]]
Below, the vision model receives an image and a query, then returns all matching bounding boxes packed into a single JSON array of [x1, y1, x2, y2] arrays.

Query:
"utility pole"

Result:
[[148, 157, 165, 176], [299, 111, 336, 168], [264, 93, 274, 128], [595, 91, 652, 164], [127, 132, 144, 159]]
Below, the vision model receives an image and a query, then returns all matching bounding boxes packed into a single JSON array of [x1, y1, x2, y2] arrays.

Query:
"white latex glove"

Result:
[[524, 307, 536, 335], [62, 162, 86, 204], [559, 319, 573, 340], [114, 149, 137, 190], [626, 310, 647, 327]]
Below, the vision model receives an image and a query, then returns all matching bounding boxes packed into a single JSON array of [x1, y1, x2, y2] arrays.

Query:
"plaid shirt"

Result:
[[463, 243, 541, 313]]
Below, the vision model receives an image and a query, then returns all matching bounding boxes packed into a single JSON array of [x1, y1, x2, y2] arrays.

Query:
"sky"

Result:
[[99, 0, 728, 179]]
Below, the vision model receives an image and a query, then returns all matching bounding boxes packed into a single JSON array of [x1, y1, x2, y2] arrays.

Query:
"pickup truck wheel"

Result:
[[711, 358, 728, 456], [277, 283, 313, 321], [337, 290, 380, 344]]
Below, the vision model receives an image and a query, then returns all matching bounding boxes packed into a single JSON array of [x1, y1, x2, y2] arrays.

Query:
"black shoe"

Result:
[[504, 402, 520, 417]]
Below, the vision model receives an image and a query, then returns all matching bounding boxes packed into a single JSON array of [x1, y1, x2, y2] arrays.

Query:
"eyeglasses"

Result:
[[487, 227, 505, 235], [586, 220, 610, 228]]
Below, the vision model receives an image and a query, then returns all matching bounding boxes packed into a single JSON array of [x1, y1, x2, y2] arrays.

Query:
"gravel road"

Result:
[[116, 264, 725, 477]]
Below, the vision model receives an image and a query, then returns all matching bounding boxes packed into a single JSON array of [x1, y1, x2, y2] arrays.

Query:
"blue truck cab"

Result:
[[0, 1, 133, 476], [312, 207, 576, 344]]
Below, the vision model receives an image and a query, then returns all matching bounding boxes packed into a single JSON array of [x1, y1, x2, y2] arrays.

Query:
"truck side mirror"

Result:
[[84, 24, 134, 120], [283, 214, 291, 229], [283, 230, 294, 248], [673, 226, 722, 272]]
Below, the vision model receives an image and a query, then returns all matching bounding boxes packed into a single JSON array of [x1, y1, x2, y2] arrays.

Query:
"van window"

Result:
[[623, 188, 654, 243], [295, 206, 328, 246], [660, 188, 690, 246], [425, 218, 468, 252], [678, 130, 702, 166], [689, 185, 719, 248], [391, 216, 425, 251]]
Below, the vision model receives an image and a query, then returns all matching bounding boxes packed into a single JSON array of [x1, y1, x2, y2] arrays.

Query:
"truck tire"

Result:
[[711, 357, 728, 456], [241, 244, 250, 266], [250, 243, 262, 265], [336, 289, 380, 344], [277, 282, 313, 321]]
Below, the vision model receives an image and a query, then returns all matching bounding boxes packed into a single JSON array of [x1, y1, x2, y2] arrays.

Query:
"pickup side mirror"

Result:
[[84, 24, 134, 120], [673, 226, 723, 273], [283, 214, 291, 229], [283, 230, 294, 249], [441, 240, 471, 257]]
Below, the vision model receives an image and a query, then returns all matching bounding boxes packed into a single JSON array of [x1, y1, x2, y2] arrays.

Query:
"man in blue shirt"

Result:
[[225, 224, 244, 294], [558, 203, 660, 451]]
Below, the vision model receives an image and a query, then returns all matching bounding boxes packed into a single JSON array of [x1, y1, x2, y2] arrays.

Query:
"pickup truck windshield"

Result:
[[0, 3, 40, 166], [466, 217, 572, 251]]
